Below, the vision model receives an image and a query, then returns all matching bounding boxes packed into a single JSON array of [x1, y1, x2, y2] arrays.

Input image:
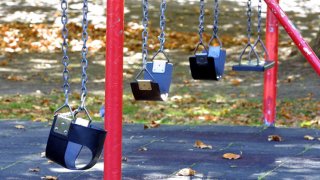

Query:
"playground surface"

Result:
[[1, 120, 320, 179]]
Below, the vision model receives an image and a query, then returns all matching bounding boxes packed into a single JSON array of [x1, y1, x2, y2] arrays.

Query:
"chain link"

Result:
[[80, 0, 89, 106], [212, 0, 219, 37], [158, 0, 167, 52], [142, 0, 149, 68], [198, 0, 205, 44], [61, 0, 70, 104], [257, 0, 262, 38], [246, 0, 252, 42]]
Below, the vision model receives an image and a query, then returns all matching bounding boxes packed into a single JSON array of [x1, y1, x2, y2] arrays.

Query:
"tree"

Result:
[[313, 31, 320, 58]]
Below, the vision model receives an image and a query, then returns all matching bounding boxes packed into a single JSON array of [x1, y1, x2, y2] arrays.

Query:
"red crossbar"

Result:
[[264, 0, 320, 76], [105, 0, 124, 179]]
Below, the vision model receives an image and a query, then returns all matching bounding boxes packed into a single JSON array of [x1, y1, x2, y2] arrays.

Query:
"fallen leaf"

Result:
[[122, 157, 128, 162], [176, 168, 196, 176], [144, 121, 160, 129], [41, 176, 58, 180], [304, 135, 315, 140], [29, 167, 40, 172], [138, 147, 148, 151], [41, 152, 46, 158], [230, 78, 243, 86], [0, 60, 8, 66], [222, 153, 241, 160], [268, 135, 282, 142], [194, 140, 212, 149], [14, 125, 25, 129], [47, 160, 54, 164]]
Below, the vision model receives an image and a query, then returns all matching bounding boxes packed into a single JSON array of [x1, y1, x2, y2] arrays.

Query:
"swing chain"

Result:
[[80, 0, 89, 108], [142, 0, 149, 68], [212, 0, 219, 38], [246, 0, 252, 43], [198, 0, 205, 45], [61, 0, 70, 104], [257, 0, 262, 38], [159, 0, 167, 52]]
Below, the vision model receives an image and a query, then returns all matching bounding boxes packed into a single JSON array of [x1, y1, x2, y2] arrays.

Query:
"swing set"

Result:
[[45, 0, 320, 178]]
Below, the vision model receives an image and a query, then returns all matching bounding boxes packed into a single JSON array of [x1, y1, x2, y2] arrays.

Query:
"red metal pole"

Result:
[[264, 0, 320, 76], [105, 0, 124, 179], [263, 0, 279, 126]]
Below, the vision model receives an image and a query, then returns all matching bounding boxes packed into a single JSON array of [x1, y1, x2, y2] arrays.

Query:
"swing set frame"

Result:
[[105, 0, 320, 179]]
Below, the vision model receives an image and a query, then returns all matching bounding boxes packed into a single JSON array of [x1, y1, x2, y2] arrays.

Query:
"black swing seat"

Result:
[[189, 46, 226, 80], [46, 114, 106, 170], [130, 80, 166, 101], [131, 60, 173, 101], [232, 60, 275, 72]]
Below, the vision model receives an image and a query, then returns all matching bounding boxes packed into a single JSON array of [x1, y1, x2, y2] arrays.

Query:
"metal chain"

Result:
[[80, 0, 89, 107], [198, 0, 205, 44], [61, 0, 70, 104], [246, 0, 252, 43], [142, 0, 149, 68], [212, 0, 219, 37], [159, 0, 167, 52], [257, 0, 262, 39]]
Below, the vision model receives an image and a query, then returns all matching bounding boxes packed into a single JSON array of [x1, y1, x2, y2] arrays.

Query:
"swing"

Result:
[[46, 0, 106, 170], [131, 0, 173, 101], [189, 0, 226, 81], [232, 0, 274, 72]]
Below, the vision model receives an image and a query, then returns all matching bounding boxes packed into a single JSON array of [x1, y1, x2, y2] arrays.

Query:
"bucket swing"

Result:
[[189, 0, 226, 81], [131, 0, 173, 101], [232, 0, 274, 72], [45, 0, 106, 170]]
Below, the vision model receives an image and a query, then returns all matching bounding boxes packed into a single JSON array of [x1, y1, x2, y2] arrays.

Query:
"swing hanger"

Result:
[[189, 0, 226, 81], [46, 0, 106, 170], [130, 0, 173, 101], [232, 0, 274, 72]]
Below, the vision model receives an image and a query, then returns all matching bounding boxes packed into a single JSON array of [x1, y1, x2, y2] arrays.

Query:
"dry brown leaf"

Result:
[[14, 125, 25, 129], [41, 176, 58, 180], [0, 60, 8, 66], [304, 135, 315, 141], [222, 153, 241, 160], [144, 121, 160, 129], [268, 135, 282, 142], [29, 167, 40, 172], [230, 78, 243, 86], [7, 75, 26, 81], [194, 140, 212, 149], [176, 168, 196, 176], [138, 147, 148, 151]]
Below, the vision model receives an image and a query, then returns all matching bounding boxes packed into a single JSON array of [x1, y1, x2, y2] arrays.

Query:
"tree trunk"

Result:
[[313, 31, 320, 58]]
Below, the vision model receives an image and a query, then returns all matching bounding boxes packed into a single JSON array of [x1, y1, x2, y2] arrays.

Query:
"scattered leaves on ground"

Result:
[[14, 124, 25, 129], [222, 153, 241, 160], [138, 147, 148, 152], [304, 135, 315, 140], [41, 176, 58, 180], [268, 135, 282, 142], [29, 167, 40, 172], [193, 140, 212, 149], [176, 168, 196, 176], [144, 120, 160, 129]]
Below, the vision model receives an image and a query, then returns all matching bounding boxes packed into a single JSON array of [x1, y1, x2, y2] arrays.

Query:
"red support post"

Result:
[[105, 0, 124, 179], [263, 0, 279, 126], [264, 0, 320, 76]]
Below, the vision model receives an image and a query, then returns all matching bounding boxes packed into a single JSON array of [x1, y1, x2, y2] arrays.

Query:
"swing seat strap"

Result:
[[46, 115, 107, 170]]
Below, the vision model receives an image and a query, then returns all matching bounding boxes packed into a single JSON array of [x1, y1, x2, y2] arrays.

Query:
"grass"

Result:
[[0, 92, 318, 129]]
